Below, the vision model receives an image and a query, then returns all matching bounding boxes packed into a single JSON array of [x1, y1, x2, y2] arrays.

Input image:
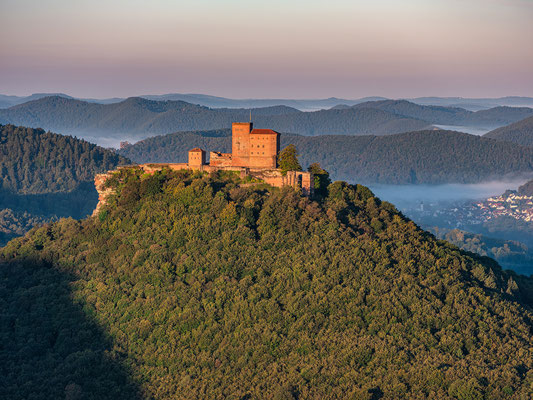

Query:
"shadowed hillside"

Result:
[[0, 257, 141, 399]]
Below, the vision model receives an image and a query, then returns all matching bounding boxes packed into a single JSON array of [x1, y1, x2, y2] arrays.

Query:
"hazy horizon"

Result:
[[1, 0, 532, 99]]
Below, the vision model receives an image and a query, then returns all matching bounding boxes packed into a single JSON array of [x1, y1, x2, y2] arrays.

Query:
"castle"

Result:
[[141, 122, 313, 195], [93, 122, 313, 215]]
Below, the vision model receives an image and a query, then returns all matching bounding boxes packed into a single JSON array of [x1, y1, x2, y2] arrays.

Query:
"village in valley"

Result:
[[404, 189, 533, 230], [475, 192, 533, 222]]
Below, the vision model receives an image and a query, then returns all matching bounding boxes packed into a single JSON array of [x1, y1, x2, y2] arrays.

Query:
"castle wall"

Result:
[[210, 152, 233, 167]]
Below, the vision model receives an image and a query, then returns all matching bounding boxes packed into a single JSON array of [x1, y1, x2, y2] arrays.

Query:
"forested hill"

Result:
[[1, 169, 531, 399], [0, 96, 430, 138], [0, 125, 129, 245], [484, 115, 533, 147], [119, 129, 533, 184], [0, 124, 129, 194]]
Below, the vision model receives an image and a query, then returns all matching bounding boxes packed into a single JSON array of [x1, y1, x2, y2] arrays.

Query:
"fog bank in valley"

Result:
[[367, 179, 531, 210]]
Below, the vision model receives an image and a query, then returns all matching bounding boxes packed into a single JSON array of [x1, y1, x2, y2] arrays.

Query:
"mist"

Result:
[[367, 179, 530, 210], [433, 125, 492, 136]]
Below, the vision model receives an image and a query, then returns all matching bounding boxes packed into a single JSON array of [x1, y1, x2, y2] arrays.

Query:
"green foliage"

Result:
[[1, 170, 532, 399], [277, 144, 302, 175]]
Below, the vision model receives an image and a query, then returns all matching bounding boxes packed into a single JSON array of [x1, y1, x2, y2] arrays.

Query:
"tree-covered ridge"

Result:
[[118, 128, 533, 184], [485, 116, 533, 147], [0, 124, 129, 194], [1, 169, 532, 399]]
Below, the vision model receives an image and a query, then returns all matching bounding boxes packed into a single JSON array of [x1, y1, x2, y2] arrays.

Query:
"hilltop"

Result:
[[0, 96, 430, 140], [119, 128, 533, 184], [484, 115, 533, 147], [1, 169, 532, 399]]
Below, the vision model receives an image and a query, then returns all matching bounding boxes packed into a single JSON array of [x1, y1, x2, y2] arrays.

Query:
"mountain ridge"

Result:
[[3, 92, 533, 110], [0, 96, 432, 139]]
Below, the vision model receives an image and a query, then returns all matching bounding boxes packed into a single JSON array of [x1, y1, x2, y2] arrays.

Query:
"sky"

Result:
[[1, 0, 532, 99]]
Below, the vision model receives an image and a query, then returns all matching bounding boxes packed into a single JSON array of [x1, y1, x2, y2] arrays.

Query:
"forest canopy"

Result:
[[1, 169, 532, 399]]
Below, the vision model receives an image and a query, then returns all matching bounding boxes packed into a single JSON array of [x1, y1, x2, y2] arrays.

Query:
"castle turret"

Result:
[[188, 148, 206, 168]]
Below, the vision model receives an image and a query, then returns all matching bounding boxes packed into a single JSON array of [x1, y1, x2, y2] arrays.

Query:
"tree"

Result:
[[307, 162, 331, 198], [277, 144, 302, 175]]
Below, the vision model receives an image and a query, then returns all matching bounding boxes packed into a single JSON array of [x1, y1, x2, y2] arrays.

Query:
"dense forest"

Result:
[[119, 128, 533, 184], [1, 169, 532, 399], [0, 124, 128, 194], [485, 116, 533, 147], [0, 124, 129, 244], [0, 96, 430, 139]]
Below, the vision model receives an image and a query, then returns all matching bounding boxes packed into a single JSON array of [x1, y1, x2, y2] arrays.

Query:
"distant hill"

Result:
[[0, 93, 389, 110], [518, 178, 533, 196], [118, 128, 533, 184], [353, 100, 471, 125], [140, 94, 389, 110], [484, 115, 533, 146], [3, 92, 533, 110], [410, 96, 533, 110], [1, 169, 532, 398], [353, 100, 533, 128], [0, 96, 431, 139]]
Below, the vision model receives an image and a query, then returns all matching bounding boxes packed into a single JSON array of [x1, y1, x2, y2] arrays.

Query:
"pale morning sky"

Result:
[[1, 0, 532, 98]]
